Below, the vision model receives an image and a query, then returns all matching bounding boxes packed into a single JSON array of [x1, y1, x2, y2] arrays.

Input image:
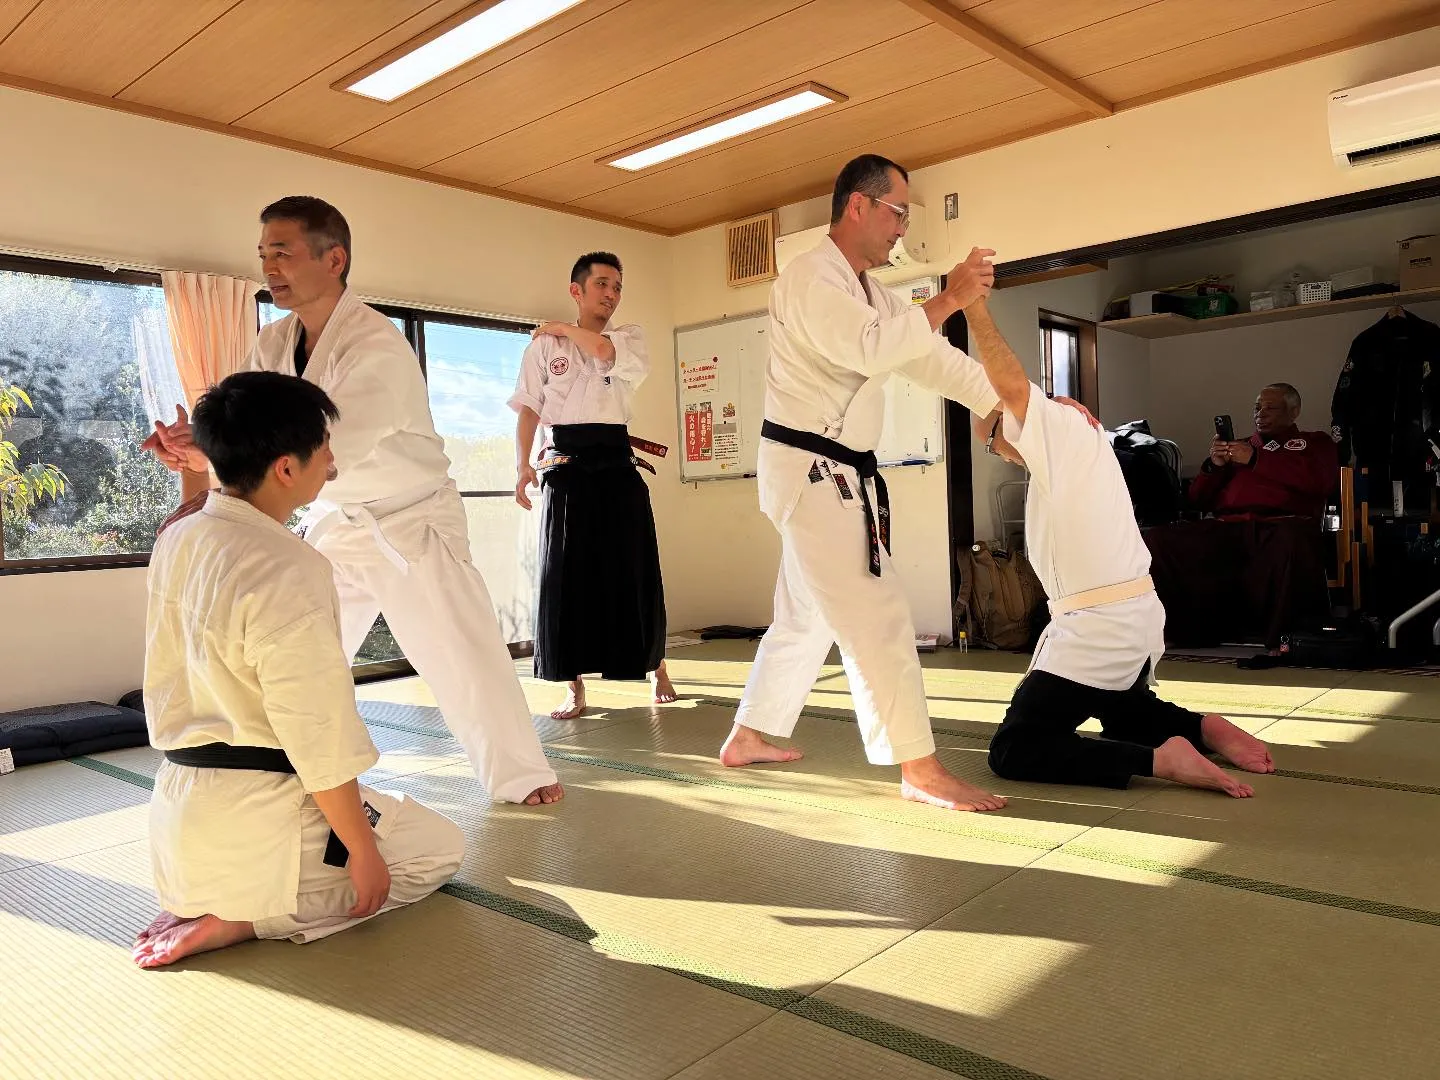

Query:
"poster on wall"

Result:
[[677, 330, 749, 477], [684, 400, 713, 462]]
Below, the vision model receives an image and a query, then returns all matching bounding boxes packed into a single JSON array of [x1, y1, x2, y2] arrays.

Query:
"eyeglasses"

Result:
[[870, 197, 910, 227]]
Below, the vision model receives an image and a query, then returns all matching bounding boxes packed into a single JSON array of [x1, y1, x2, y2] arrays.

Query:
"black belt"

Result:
[[761, 420, 890, 577], [164, 743, 296, 773], [541, 424, 656, 476]]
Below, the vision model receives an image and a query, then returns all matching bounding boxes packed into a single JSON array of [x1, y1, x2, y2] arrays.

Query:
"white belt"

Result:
[[1048, 574, 1154, 617], [301, 504, 411, 574]]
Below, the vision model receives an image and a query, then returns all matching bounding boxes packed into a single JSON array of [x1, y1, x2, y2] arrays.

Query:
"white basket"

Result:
[[1297, 281, 1332, 304]]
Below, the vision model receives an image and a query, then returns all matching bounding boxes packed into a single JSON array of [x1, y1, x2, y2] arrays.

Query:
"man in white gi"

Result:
[[143, 196, 563, 806], [720, 154, 1031, 812], [965, 302, 1276, 795], [133, 371, 464, 969], [512, 252, 676, 720]]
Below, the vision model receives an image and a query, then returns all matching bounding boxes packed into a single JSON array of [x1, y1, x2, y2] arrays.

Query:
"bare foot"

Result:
[[651, 664, 678, 705], [900, 754, 1006, 812], [132, 913, 255, 969], [720, 724, 804, 767], [1201, 714, 1275, 774], [1153, 736, 1254, 797], [551, 679, 586, 721], [135, 910, 193, 947], [523, 782, 566, 806]]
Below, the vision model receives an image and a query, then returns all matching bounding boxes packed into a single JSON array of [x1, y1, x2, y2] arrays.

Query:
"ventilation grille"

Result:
[[1347, 131, 1440, 166], [725, 212, 777, 288]]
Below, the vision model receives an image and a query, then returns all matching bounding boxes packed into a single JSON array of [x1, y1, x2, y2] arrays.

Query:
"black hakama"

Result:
[[533, 423, 665, 681]]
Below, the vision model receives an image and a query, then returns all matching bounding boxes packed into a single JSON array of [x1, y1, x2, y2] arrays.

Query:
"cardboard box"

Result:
[[1399, 235, 1440, 290]]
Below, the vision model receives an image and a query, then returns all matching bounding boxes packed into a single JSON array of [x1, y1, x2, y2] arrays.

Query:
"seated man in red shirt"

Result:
[[1144, 383, 1339, 652]]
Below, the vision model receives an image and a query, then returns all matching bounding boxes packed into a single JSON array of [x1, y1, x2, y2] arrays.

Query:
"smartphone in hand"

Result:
[[1214, 414, 1235, 443]]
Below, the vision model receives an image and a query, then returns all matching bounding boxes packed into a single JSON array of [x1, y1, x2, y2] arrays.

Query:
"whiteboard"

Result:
[[675, 277, 945, 482]]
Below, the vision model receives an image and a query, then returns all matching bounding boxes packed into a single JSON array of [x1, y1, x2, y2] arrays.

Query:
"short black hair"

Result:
[[830, 155, 908, 225], [260, 196, 352, 286], [571, 251, 622, 286], [192, 371, 339, 495]]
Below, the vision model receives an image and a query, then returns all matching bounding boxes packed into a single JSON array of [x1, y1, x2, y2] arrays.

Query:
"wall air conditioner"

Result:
[[773, 203, 933, 281], [1329, 64, 1440, 169]]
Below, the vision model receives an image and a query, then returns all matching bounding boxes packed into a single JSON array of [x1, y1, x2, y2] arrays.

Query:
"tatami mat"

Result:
[[6, 642, 1440, 1078], [379, 756, 1032, 995], [0, 840, 772, 1080], [0, 759, 150, 875], [672, 1011, 967, 1080], [815, 852, 1440, 1080]]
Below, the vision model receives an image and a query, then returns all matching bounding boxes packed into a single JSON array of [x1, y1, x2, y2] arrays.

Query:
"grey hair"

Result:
[[1264, 382, 1302, 412]]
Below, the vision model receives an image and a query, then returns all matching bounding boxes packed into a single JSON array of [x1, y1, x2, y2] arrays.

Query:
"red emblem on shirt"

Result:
[[1284, 438, 1307, 451], [549, 355, 569, 376]]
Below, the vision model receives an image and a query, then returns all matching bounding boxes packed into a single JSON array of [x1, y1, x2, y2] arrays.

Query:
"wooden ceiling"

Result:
[[2, 0, 1438, 236]]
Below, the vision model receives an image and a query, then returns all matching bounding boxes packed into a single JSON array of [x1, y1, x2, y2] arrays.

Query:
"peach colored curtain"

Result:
[[161, 271, 260, 409]]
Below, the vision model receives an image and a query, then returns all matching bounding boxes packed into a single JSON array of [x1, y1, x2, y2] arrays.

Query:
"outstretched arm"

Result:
[[963, 300, 1031, 423]]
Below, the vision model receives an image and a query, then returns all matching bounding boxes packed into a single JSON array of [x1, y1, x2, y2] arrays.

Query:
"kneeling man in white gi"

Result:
[[965, 303, 1276, 796], [133, 371, 464, 969]]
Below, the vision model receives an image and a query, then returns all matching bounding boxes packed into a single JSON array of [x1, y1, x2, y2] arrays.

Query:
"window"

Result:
[[1038, 310, 1099, 416], [1, 256, 181, 571], [1040, 320, 1079, 400], [420, 314, 536, 645]]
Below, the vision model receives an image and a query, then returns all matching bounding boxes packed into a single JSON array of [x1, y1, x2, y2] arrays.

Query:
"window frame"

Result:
[[0, 253, 168, 575], [1038, 309, 1099, 417]]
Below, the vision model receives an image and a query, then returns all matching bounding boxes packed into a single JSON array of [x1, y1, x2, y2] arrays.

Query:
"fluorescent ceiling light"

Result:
[[346, 0, 585, 102], [603, 85, 846, 172]]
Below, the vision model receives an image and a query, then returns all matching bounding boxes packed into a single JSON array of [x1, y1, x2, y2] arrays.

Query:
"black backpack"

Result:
[[1108, 421, 1182, 526]]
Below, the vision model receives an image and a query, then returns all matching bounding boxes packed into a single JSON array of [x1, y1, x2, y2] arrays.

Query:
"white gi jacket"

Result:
[[144, 494, 398, 922], [1006, 383, 1165, 691], [247, 289, 455, 555], [760, 237, 998, 521], [507, 324, 648, 427]]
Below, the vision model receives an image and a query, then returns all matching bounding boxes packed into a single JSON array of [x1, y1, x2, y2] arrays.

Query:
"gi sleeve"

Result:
[[896, 337, 1001, 416], [508, 337, 548, 415], [251, 605, 379, 794], [600, 324, 648, 389], [786, 264, 937, 377]]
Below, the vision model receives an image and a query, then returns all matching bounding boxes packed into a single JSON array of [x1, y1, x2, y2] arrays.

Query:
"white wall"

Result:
[[0, 85, 675, 711]]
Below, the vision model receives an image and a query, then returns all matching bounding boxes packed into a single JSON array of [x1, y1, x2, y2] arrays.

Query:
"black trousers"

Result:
[[988, 663, 1206, 789], [534, 424, 666, 683]]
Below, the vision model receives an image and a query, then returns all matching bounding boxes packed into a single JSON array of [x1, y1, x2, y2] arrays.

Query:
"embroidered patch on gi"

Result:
[[808, 461, 824, 484], [550, 355, 569, 376], [833, 472, 855, 501], [1284, 438, 1307, 451], [1264, 440, 1281, 452]]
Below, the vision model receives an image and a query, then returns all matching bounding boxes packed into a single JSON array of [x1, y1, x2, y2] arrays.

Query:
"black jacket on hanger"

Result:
[[1330, 309, 1440, 493]]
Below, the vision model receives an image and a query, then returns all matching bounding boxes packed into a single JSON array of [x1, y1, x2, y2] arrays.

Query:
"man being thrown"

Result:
[[133, 372, 464, 969], [143, 196, 563, 806], [511, 252, 675, 720], [719, 153, 1047, 812], [966, 304, 1276, 796]]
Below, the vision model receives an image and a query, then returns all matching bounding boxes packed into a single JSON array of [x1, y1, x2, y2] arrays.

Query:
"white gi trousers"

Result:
[[310, 482, 559, 804], [254, 790, 465, 942], [735, 456, 936, 765]]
